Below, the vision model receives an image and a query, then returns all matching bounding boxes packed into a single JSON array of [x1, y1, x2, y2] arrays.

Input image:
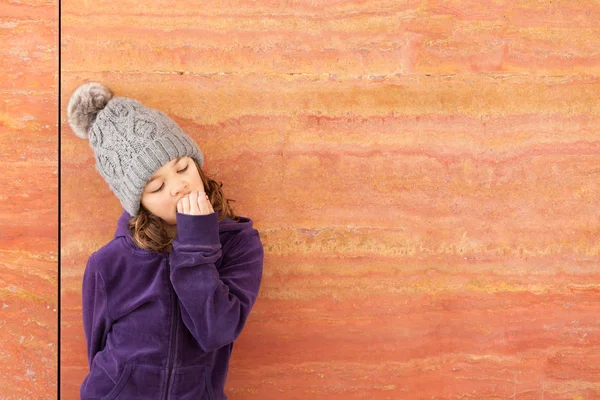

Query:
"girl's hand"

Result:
[[177, 191, 215, 216]]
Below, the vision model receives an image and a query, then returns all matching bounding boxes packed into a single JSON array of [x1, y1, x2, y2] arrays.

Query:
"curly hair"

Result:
[[128, 159, 239, 252]]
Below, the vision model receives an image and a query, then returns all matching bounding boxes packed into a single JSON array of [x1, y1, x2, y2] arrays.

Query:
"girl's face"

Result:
[[140, 156, 205, 226]]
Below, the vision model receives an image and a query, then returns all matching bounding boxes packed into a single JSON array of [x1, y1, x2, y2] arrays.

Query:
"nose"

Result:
[[170, 177, 188, 197]]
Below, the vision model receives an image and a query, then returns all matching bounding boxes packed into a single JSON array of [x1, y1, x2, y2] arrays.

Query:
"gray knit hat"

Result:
[[67, 82, 204, 216]]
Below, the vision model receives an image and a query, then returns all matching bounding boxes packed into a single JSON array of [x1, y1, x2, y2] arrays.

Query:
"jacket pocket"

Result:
[[101, 363, 132, 400], [103, 363, 166, 400], [169, 365, 214, 400]]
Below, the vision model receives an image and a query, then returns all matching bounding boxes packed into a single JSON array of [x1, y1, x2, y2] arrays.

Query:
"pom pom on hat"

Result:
[[67, 82, 114, 139]]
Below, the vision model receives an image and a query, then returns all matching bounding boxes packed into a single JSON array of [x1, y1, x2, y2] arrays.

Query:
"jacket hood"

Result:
[[114, 211, 254, 243]]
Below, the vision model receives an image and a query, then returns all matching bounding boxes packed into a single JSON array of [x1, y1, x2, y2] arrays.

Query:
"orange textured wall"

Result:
[[61, 1, 600, 399], [0, 0, 58, 397]]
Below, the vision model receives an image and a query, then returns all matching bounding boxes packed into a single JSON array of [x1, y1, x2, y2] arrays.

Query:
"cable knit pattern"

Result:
[[88, 96, 203, 216]]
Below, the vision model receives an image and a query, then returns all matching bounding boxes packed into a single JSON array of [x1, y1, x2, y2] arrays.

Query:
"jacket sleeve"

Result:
[[169, 212, 264, 352], [82, 254, 112, 369]]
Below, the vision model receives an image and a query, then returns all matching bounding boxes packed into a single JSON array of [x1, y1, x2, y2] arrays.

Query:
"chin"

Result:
[[159, 213, 177, 226], [165, 218, 177, 226]]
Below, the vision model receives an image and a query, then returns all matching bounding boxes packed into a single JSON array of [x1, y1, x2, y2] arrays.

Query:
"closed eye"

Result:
[[150, 183, 164, 193], [177, 165, 189, 173]]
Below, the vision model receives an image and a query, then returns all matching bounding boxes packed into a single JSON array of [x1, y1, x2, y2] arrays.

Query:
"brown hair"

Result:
[[128, 159, 239, 252]]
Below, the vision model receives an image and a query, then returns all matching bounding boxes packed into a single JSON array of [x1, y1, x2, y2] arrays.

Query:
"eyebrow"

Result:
[[147, 157, 183, 183]]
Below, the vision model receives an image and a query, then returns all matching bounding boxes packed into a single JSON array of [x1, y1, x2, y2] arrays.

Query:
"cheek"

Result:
[[194, 174, 205, 190], [157, 197, 176, 213], [142, 195, 174, 217]]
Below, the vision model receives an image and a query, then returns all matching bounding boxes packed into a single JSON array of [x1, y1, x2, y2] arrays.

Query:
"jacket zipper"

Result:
[[163, 258, 179, 400]]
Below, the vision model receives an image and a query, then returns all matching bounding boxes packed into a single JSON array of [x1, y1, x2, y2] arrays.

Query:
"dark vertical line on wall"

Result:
[[57, 0, 61, 398]]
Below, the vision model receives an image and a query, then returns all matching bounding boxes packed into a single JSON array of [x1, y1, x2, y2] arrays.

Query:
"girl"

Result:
[[67, 82, 264, 399]]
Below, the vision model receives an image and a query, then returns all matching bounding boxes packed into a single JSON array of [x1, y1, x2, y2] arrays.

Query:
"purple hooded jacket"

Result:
[[81, 210, 264, 399]]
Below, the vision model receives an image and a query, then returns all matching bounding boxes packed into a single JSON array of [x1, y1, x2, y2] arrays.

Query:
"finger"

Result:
[[204, 195, 214, 213], [182, 194, 190, 214], [177, 198, 182, 214], [189, 191, 200, 215], [205, 195, 214, 214], [197, 191, 210, 215]]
